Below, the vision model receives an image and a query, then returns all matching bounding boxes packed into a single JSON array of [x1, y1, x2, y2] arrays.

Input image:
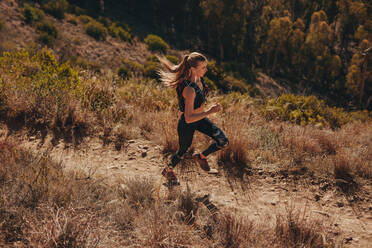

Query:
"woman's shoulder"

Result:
[[180, 79, 197, 88]]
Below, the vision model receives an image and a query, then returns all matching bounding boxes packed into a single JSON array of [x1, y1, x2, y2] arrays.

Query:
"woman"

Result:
[[158, 52, 229, 185]]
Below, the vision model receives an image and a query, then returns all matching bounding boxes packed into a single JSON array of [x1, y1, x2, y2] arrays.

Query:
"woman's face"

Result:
[[192, 61, 208, 78]]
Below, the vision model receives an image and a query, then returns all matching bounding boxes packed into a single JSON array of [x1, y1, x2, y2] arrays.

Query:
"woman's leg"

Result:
[[169, 115, 195, 168], [195, 118, 229, 157]]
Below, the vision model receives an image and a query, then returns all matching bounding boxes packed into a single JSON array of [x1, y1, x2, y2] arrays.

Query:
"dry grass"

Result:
[[274, 207, 326, 248], [217, 211, 254, 248], [159, 112, 179, 155], [217, 110, 253, 183], [0, 139, 340, 247]]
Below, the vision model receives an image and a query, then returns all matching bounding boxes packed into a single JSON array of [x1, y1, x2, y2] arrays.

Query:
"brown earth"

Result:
[[12, 130, 371, 248], [1, 1, 371, 246]]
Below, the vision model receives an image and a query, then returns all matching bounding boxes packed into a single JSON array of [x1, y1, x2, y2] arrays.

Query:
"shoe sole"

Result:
[[193, 156, 210, 171]]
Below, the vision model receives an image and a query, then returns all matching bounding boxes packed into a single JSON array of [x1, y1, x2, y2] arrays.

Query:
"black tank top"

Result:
[[176, 78, 209, 112]]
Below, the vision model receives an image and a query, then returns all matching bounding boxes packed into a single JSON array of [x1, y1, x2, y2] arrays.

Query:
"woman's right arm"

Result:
[[183, 86, 220, 123]]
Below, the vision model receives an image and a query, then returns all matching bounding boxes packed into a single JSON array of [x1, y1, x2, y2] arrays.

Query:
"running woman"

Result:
[[157, 52, 229, 185]]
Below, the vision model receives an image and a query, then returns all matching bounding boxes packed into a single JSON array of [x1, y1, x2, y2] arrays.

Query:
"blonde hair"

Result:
[[157, 52, 207, 87]]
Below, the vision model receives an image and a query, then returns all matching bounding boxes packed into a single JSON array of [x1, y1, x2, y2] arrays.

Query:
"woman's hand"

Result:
[[208, 103, 221, 114]]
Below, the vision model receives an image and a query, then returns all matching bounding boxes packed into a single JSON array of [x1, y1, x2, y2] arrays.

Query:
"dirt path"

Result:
[[21, 135, 372, 248]]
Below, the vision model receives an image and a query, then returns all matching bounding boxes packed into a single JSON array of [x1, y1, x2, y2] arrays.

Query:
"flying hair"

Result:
[[157, 52, 207, 87]]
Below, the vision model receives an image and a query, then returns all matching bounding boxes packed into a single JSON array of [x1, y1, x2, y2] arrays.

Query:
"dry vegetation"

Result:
[[1, 139, 340, 247], [0, 0, 371, 246]]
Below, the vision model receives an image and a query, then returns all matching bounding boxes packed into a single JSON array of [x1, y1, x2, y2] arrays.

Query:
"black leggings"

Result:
[[170, 114, 229, 168]]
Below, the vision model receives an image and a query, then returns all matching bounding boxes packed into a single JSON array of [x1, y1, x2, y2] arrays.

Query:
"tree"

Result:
[[346, 39, 372, 109], [261, 15, 293, 74]]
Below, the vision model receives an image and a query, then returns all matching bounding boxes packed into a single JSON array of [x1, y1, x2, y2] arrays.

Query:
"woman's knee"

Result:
[[216, 135, 229, 148]]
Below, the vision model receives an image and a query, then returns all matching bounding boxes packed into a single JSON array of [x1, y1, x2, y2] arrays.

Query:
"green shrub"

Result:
[[36, 20, 58, 46], [68, 5, 86, 16], [0, 48, 81, 130], [203, 76, 217, 91], [117, 66, 131, 79], [121, 59, 144, 76], [261, 94, 371, 128], [143, 62, 159, 79], [42, 0, 69, 20], [36, 20, 58, 38], [66, 14, 78, 25], [144, 34, 169, 53], [165, 55, 179, 64], [224, 75, 249, 93], [23, 4, 45, 24], [70, 56, 102, 73], [85, 20, 107, 40], [98, 16, 112, 27], [222, 61, 257, 82], [115, 22, 131, 33], [78, 15, 94, 24], [109, 23, 131, 41], [143, 56, 160, 79], [81, 83, 115, 111], [38, 33, 56, 46]]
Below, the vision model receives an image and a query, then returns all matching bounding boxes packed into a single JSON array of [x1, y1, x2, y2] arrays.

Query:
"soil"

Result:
[[17, 132, 372, 248]]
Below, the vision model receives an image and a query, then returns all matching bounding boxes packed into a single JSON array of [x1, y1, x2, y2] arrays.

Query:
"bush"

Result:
[[144, 34, 169, 53], [65, 14, 78, 25], [36, 20, 58, 38], [67, 5, 86, 16], [143, 57, 160, 80], [23, 4, 45, 24], [85, 20, 108, 40], [121, 59, 144, 76], [70, 56, 102, 73], [0, 18, 3, 30], [203, 76, 217, 91], [109, 23, 131, 41], [117, 65, 131, 79], [0, 48, 83, 133], [262, 94, 371, 128], [78, 15, 94, 24], [222, 61, 257, 82], [97, 16, 112, 27], [36, 20, 58, 46], [41, 0, 69, 20], [165, 55, 179, 65]]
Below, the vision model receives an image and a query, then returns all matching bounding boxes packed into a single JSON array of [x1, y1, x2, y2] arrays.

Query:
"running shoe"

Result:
[[161, 167, 179, 186], [193, 153, 210, 171]]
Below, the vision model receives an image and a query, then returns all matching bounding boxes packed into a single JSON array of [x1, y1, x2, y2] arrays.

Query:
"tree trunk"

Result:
[[272, 46, 279, 74], [218, 34, 224, 61], [359, 53, 368, 109]]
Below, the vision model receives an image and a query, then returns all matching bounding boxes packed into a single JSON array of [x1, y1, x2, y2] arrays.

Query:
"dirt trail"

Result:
[[22, 135, 372, 248]]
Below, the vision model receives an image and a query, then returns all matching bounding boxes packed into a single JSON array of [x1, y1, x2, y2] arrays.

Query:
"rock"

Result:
[[345, 237, 353, 244], [120, 184, 127, 191], [141, 151, 147, 158], [109, 166, 119, 170], [315, 194, 321, 201], [128, 140, 135, 144], [108, 199, 119, 205], [142, 146, 149, 150], [337, 202, 344, 208]]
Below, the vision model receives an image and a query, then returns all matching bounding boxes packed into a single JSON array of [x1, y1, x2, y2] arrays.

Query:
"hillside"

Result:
[[0, 0, 371, 247]]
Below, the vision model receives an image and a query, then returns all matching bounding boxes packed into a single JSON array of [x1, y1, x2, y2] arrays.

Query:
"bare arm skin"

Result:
[[183, 86, 221, 124]]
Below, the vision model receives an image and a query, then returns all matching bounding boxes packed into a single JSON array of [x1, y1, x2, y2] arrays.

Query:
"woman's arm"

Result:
[[183, 86, 220, 123]]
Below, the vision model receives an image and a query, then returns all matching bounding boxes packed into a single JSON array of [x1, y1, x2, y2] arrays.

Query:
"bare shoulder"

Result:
[[183, 86, 196, 99]]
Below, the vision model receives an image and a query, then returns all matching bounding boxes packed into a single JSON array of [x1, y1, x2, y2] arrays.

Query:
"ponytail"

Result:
[[157, 52, 206, 87]]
